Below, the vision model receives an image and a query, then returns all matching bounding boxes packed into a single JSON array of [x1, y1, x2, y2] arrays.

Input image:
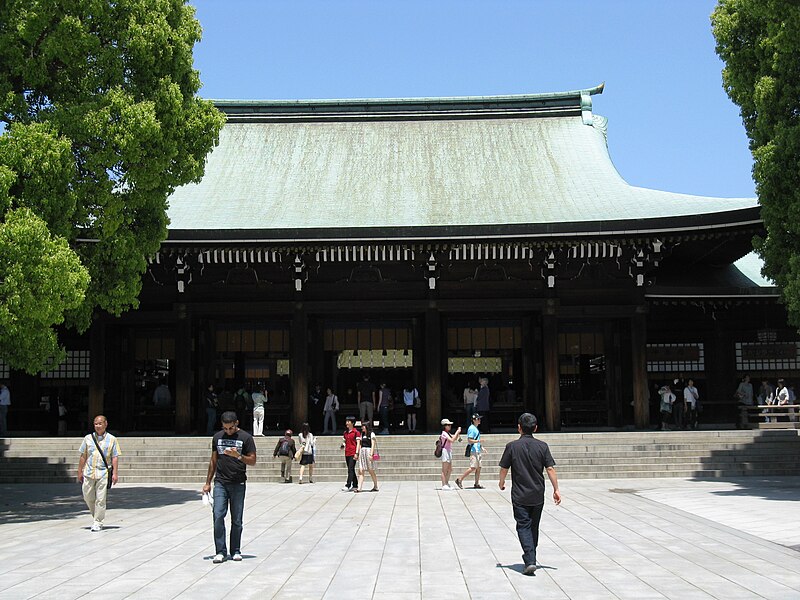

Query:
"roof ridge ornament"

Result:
[[581, 82, 605, 125]]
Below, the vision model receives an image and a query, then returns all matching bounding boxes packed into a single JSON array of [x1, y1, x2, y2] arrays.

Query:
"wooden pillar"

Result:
[[631, 310, 649, 429], [175, 304, 192, 434], [425, 307, 442, 432], [522, 315, 536, 414], [196, 319, 215, 433], [542, 313, 561, 431], [291, 305, 308, 428], [88, 321, 106, 424]]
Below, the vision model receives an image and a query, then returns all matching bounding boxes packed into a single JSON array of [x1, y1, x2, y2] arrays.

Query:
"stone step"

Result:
[[1, 430, 797, 483]]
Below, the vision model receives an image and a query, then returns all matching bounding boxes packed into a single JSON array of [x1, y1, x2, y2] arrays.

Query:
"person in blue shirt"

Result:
[[456, 414, 485, 490]]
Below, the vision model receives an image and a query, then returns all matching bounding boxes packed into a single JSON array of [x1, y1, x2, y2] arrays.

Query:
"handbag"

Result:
[[372, 450, 380, 461], [91, 433, 114, 490], [414, 390, 421, 409], [294, 444, 304, 461]]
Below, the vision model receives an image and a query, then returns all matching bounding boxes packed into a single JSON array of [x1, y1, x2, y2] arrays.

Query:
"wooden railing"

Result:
[[739, 404, 799, 429]]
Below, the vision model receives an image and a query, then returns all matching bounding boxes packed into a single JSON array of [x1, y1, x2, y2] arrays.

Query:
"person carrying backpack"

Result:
[[272, 429, 296, 483]]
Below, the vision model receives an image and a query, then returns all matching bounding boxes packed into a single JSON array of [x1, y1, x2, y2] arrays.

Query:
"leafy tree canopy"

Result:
[[0, 0, 225, 373], [712, 0, 800, 326]]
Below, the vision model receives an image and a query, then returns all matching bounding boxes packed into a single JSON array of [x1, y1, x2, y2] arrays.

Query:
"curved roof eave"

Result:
[[165, 206, 762, 244]]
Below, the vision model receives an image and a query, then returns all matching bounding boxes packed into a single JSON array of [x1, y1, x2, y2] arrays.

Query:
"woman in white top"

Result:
[[298, 422, 316, 484], [251, 386, 267, 436], [354, 422, 379, 492], [403, 384, 420, 433], [322, 387, 339, 434]]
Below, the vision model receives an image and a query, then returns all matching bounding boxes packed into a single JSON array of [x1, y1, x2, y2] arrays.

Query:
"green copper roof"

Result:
[[166, 86, 757, 238], [734, 252, 775, 288]]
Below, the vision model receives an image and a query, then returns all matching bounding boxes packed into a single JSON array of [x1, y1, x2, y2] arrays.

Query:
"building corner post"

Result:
[[631, 310, 649, 429]]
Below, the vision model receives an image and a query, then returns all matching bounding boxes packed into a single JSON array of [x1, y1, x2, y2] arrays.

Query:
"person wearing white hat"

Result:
[[439, 418, 461, 490]]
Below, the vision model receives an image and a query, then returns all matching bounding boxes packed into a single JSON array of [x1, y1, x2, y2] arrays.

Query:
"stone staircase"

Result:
[[1, 429, 798, 484]]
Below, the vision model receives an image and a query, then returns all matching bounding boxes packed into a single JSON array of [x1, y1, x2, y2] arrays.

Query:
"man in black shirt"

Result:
[[202, 411, 257, 563], [498, 413, 561, 576]]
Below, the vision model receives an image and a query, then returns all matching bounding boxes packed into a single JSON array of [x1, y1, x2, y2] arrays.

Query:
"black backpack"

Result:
[[434, 436, 443, 458], [278, 439, 291, 456]]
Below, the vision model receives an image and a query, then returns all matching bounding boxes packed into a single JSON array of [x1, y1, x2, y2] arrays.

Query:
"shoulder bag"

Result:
[[91, 433, 114, 489]]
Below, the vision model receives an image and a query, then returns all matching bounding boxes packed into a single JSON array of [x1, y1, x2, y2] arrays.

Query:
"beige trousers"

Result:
[[82, 476, 108, 525], [279, 455, 293, 480]]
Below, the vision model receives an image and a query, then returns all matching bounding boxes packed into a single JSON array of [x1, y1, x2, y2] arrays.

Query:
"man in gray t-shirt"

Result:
[[498, 413, 561, 576]]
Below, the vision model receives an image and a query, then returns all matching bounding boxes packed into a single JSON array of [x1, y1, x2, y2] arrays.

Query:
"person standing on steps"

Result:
[[203, 411, 257, 564], [357, 374, 377, 427], [498, 413, 561, 577], [475, 377, 491, 433], [378, 382, 392, 435], [322, 387, 339, 434], [251, 385, 267, 436], [205, 383, 219, 435], [403, 383, 420, 433]]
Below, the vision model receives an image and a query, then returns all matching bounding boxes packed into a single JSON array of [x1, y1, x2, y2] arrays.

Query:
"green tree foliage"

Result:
[[712, 1, 800, 326], [0, 0, 225, 372]]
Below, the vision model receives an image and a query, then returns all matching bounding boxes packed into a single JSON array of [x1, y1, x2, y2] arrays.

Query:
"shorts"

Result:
[[441, 448, 452, 463], [469, 452, 482, 468]]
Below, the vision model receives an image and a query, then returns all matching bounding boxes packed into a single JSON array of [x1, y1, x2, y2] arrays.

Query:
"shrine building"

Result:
[[8, 84, 797, 434]]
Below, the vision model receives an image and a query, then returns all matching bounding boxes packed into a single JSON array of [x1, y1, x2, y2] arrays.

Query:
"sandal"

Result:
[[354, 489, 361, 493], [370, 488, 379, 492], [473, 484, 485, 489]]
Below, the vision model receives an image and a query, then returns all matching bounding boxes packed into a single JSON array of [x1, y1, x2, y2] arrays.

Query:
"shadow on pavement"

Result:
[[689, 477, 800, 502], [497, 562, 557, 574], [0, 484, 200, 524]]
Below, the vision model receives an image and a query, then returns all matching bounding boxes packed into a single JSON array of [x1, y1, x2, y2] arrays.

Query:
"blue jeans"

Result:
[[206, 407, 217, 435], [213, 481, 246, 555], [464, 403, 474, 427], [380, 405, 390, 430], [513, 502, 544, 567]]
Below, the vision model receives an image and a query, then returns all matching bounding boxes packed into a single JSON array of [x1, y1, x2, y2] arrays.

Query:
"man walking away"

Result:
[[498, 413, 561, 576], [78, 415, 121, 531], [202, 411, 257, 563]]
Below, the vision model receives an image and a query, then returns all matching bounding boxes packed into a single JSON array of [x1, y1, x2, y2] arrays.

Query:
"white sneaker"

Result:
[[90, 523, 102, 532], [341, 486, 351, 491], [441, 484, 453, 491], [232, 552, 242, 561], [213, 553, 225, 564]]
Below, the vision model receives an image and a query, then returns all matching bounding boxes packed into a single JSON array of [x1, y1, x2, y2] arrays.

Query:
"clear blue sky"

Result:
[[189, 0, 755, 200]]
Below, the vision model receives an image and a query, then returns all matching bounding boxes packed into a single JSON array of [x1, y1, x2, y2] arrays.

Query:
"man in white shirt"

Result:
[[78, 415, 121, 531]]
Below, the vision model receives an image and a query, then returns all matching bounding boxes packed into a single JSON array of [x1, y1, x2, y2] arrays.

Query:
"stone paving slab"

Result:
[[0, 477, 799, 599]]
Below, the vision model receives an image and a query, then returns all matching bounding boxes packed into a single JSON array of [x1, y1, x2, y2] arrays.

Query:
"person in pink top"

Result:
[[439, 418, 461, 490]]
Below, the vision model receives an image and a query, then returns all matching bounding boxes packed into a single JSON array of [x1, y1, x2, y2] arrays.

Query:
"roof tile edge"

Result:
[[210, 83, 606, 119]]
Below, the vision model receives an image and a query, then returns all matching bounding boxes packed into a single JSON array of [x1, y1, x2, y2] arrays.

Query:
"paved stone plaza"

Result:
[[1, 477, 799, 599]]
